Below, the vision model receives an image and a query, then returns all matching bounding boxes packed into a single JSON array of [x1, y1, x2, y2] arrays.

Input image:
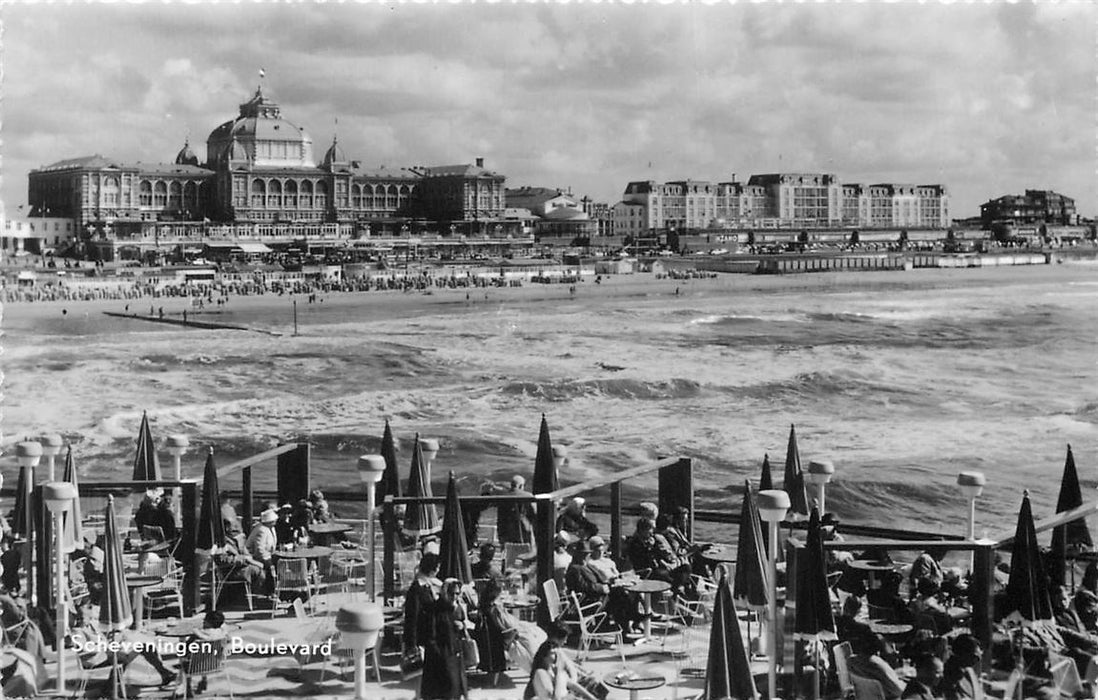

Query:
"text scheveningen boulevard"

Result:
[[71, 634, 333, 657]]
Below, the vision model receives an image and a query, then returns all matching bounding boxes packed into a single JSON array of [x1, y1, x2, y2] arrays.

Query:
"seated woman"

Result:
[[524, 623, 600, 700]]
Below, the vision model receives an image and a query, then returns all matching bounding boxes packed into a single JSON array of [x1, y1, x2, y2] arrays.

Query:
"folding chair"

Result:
[[273, 558, 316, 617], [833, 641, 855, 699], [570, 592, 627, 666], [179, 637, 234, 699]]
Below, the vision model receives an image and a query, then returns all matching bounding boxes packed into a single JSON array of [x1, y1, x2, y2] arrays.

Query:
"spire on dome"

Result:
[[322, 133, 348, 169], [174, 137, 199, 166]]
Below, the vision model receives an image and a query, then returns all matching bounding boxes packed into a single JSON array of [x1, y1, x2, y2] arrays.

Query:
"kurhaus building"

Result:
[[612, 173, 949, 237], [27, 86, 513, 259]]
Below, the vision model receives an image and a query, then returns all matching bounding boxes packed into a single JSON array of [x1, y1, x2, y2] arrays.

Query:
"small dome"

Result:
[[322, 136, 348, 168], [175, 140, 199, 166]]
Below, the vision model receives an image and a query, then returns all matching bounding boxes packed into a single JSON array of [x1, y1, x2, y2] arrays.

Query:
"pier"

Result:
[[102, 311, 283, 336]]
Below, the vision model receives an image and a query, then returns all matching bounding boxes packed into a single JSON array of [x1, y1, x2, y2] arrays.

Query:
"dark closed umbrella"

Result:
[[403, 435, 440, 537], [703, 575, 759, 700], [196, 449, 225, 552], [99, 495, 133, 631], [532, 414, 558, 495], [377, 419, 402, 506], [793, 508, 836, 640], [62, 447, 84, 550], [1004, 490, 1053, 624], [782, 425, 809, 520], [759, 454, 773, 492], [1050, 444, 1092, 586], [438, 471, 472, 584], [733, 481, 769, 610], [131, 411, 161, 482]]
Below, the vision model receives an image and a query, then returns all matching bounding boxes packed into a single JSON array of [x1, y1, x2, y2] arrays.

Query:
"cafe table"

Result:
[[604, 671, 667, 700], [273, 546, 333, 561], [700, 546, 737, 565], [848, 559, 897, 590], [308, 522, 352, 546], [622, 579, 671, 645], [501, 594, 539, 622]]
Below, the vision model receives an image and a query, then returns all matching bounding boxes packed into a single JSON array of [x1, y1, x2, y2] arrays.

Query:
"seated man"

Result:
[[556, 498, 598, 541], [627, 517, 695, 599], [471, 542, 503, 582], [244, 508, 279, 595], [213, 537, 267, 606], [942, 634, 983, 700], [565, 541, 609, 608], [836, 594, 873, 646], [908, 579, 951, 633], [586, 536, 645, 635], [902, 653, 944, 700]]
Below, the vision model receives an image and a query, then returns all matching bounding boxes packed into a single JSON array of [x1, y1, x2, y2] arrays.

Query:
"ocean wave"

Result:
[[500, 377, 705, 402], [730, 371, 923, 404]]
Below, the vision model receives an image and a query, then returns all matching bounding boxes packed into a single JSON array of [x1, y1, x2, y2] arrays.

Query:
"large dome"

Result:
[[206, 87, 315, 168]]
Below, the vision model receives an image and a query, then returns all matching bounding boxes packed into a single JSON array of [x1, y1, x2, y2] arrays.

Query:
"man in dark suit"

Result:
[[902, 654, 944, 700], [565, 541, 608, 607]]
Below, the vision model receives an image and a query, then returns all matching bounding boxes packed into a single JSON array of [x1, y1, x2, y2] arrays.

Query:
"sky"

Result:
[[1, 3, 1095, 220]]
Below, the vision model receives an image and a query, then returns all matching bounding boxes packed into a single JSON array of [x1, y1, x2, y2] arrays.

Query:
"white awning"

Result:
[[237, 243, 272, 254]]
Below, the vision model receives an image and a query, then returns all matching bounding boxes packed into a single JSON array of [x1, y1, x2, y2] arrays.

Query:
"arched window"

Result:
[[315, 181, 328, 209], [268, 179, 282, 208], [300, 180, 313, 209], [372, 185, 384, 210], [352, 184, 363, 209], [184, 181, 197, 208], [153, 181, 167, 207], [251, 178, 266, 208], [169, 181, 182, 209], [103, 177, 120, 207], [139, 181, 153, 207], [285, 180, 298, 208], [386, 184, 398, 209]]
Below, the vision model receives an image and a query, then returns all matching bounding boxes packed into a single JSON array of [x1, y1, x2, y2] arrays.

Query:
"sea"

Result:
[[2, 263, 1096, 541]]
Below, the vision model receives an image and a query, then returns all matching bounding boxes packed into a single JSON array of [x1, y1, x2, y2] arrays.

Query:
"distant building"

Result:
[[613, 172, 949, 233], [980, 190, 1077, 228], [1, 214, 76, 255], [26, 85, 521, 259], [504, 186, 595, 241]]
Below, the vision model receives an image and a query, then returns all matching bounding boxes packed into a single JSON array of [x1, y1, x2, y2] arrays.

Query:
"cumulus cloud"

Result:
[[1, 3, 1094, 218]]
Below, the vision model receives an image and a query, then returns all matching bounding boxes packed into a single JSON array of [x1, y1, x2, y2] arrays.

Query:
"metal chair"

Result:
[[142, 558, 185, 620], [569, 592, 627, 665], [179, 637, 234, 699], [273, 558, 315, 617], [833, 641, 855, 700]]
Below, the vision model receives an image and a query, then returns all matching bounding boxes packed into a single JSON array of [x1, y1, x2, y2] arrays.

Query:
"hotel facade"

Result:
[[25, 87, 517, 260], [611, 173, 949, 238]]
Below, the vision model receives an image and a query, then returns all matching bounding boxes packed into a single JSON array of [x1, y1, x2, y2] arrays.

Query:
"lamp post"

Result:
[[804, 459, 835, 515], [40, 435, 63, 481], [758, 489, 791, 700], [43, 481, 77, 696], [335, 604, 384, 700], [357, 455, 386, 601], [165, 435, 189, 525], [16, 441, 42, 606], [956, 471, 986, 541], [419, 438, 439, 482]]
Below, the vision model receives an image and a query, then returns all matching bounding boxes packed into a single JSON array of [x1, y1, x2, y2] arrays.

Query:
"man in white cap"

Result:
[[246, 508, 279, 567]]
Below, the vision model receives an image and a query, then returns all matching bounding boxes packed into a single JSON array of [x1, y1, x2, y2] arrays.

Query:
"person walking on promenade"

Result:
[[419, 578, 469, 700]]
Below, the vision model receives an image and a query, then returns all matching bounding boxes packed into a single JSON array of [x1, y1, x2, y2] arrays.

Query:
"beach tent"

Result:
[[733, 481, 769, 610], [377, 419, 402, 507], [782, 425, 809, 521], [1003, 490, 1053, 625], [703, 574, 759, 700], [532, 414, 558, 496], [131, 411, 161, 482], [403, 435, 440, 537], [1050, 445, 1092, 587], [793, 508, 837, 700], [438, 472, 473, 584]]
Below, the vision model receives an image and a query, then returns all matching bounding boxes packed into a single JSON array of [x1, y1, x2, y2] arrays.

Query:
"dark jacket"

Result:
[[475, 601, 512, 674], [402, 579, 436, 654], [497, 493, 535, 544], [420, 597, 468, 700], [565, 562, 605, 607]]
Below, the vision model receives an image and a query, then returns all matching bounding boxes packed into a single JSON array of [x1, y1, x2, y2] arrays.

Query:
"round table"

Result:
[[501, 595, 539, 622], [274, 546, 333, 560], [848, 559, 896, 590], [623, 579, 671, 645], [604, 672, 667, 700], [701, 547, 737, 565], [308, 522, 352, 546], [125, 575, 164, 631], [869, 621, 914, 637]]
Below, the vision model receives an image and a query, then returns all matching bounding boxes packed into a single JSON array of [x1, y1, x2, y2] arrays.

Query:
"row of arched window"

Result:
[[242, 178, 415, 211]]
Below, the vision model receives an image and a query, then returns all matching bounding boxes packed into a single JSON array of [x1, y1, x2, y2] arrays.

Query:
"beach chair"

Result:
[[833, 641, 855, 699]]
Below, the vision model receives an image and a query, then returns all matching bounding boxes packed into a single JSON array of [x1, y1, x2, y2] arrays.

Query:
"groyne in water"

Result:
[[102, 311, 283, 336], [696, 251, 1050, 274]]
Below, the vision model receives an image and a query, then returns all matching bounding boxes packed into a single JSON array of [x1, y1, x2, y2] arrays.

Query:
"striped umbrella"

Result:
[[99, 495, 133, 631], [403, 435, 440, 537], [378, 419, 402, 506], [733, 481, 769, 610], [782, 425, 809, 521], [438, 471, 472, 584], [131, 411, 161, 482], [703, 575, 759, 700], [1004, 490, 1053, 625], [62, 447, 84, 551], [531, 414, 558, 496]]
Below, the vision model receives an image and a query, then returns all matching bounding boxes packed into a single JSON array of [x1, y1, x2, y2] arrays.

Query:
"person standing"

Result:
[[420, 578, 469, 700], [474, 579, 514, 687], [497, 475, 536, 545], [403, 553, 441, 672]]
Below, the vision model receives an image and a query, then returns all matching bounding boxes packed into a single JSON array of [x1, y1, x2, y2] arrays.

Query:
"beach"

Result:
[[3, 262, 1097, 540]]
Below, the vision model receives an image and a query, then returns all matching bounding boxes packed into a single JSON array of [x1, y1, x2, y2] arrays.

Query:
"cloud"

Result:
[[1, 3, 1094, 219]]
